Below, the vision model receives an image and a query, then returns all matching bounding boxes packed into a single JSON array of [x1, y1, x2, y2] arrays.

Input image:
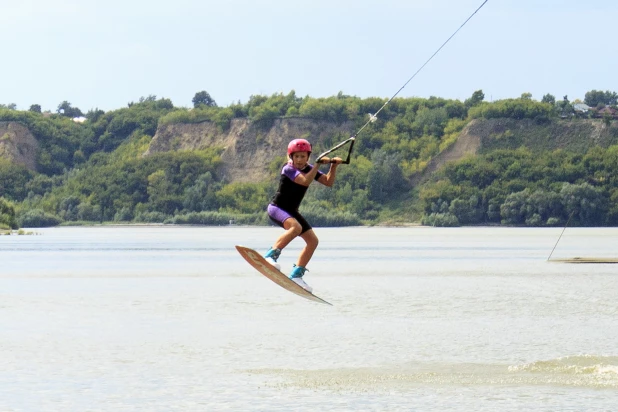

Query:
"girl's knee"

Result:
[[312, 236, 319, 248], [305, 233, 319, 248], [288, 223, 302, 237]]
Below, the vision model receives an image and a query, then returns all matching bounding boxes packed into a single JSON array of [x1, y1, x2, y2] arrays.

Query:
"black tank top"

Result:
[[271, 164, 323, 212]]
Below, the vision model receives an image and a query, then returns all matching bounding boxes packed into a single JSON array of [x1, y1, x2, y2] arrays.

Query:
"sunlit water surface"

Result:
[[1, 226, 617, 411]]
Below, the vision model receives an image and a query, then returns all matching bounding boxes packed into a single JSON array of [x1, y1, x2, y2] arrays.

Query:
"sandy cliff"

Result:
[[144, 118, 355, 182], [0, 121, 39, 171]]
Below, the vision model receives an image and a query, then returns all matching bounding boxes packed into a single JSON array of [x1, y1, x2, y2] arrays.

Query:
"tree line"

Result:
[[420, 147, 618, 227], [1, 89, 617, 229]]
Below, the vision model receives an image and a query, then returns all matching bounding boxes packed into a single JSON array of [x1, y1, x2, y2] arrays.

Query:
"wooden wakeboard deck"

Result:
[[235, 245, 332, 305], [549, 257, 618, 264]]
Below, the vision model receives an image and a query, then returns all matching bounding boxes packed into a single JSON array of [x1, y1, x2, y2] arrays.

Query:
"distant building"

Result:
[[573, 103, 590, 113], [593, 106, 618, 118]]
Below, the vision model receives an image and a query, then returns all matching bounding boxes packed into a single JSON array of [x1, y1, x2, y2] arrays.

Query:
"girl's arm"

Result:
[[317, 157, 342, 187], [293, 162, 322, 186]]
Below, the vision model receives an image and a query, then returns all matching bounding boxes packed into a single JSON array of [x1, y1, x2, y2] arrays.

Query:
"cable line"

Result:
[[317, 0, 490, 163]]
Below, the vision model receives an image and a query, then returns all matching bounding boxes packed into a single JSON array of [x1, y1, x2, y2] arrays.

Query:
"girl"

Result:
[[263, 138, 342, 292]]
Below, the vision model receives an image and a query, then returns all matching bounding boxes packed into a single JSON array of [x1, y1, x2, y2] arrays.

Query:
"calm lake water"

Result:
[[1, 226, 617, 411]]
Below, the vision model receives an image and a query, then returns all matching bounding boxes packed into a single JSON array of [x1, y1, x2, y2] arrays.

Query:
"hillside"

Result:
[[2, 116, 616, 184], [472, 118, 618, 153], [144, 117, 355, 183], [412, 118, 618, 185], [3, 116, 615, 184], [141, 117, 618, 184], [1, 98, 618, 228]]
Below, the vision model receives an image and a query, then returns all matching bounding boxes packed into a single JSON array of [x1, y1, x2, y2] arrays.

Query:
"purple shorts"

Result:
[[267, 204, 312, 234]]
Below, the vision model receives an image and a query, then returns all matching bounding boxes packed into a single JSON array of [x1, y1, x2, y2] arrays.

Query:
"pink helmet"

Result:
[[287, 139, 312, 157]]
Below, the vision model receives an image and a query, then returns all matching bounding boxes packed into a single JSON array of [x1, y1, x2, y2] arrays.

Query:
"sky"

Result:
[[1, 0, 616, 112]]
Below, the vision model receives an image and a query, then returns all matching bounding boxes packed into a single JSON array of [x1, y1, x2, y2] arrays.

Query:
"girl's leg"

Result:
[[266, 205, 301, 252], [273, 218, 302, 250], [288, 229, 319, 292], [296, 229, 319, 268]]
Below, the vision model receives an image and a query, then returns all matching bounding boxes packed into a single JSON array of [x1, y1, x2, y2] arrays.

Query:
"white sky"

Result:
[[1, 0, 616, 112]]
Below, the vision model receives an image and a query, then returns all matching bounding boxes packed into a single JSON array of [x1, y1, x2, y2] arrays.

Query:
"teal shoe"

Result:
[[289, 265, 312, 292], [264, 247, 281, 270], [289, 264, 307, 278]]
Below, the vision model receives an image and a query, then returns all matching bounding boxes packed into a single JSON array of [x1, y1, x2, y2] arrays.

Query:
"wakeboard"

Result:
[[235, 245, 332, 305]]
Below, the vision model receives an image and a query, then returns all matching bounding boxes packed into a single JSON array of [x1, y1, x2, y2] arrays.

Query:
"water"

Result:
[[1, 226, 617, 411]]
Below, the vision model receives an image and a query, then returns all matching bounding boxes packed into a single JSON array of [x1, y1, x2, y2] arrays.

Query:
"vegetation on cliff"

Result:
[[1, 89, 617, 228]]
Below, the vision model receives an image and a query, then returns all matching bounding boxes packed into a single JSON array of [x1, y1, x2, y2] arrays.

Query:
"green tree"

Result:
[[366, 150, 405, 202], [147, 169, 179, 214], [77, 203, 102, 221], [525, 190, 563, 225], [192, 91, 217, 108], [216, 182, 270, 214], [57, 101, 84, 118], [464, 90, 484, 108], [18, 209, 62, 227], [412, 107, 448, 137], [0, 160, 35, 201], [86, 108, 105, 122], [500, 189, 529, 225], [557, 95, 573, 117], [0, 197, 18, 229], [29, 104, 42, 113], [25, 174, 54, 196], [183, 172, 219, 211], [89, 97, 174, 153], [584, 90, 618, 107], [560, 182, 607, 226], [449, 195, 484, 224], [58, 196, 80, 221], [541, 94, 555, 105]]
